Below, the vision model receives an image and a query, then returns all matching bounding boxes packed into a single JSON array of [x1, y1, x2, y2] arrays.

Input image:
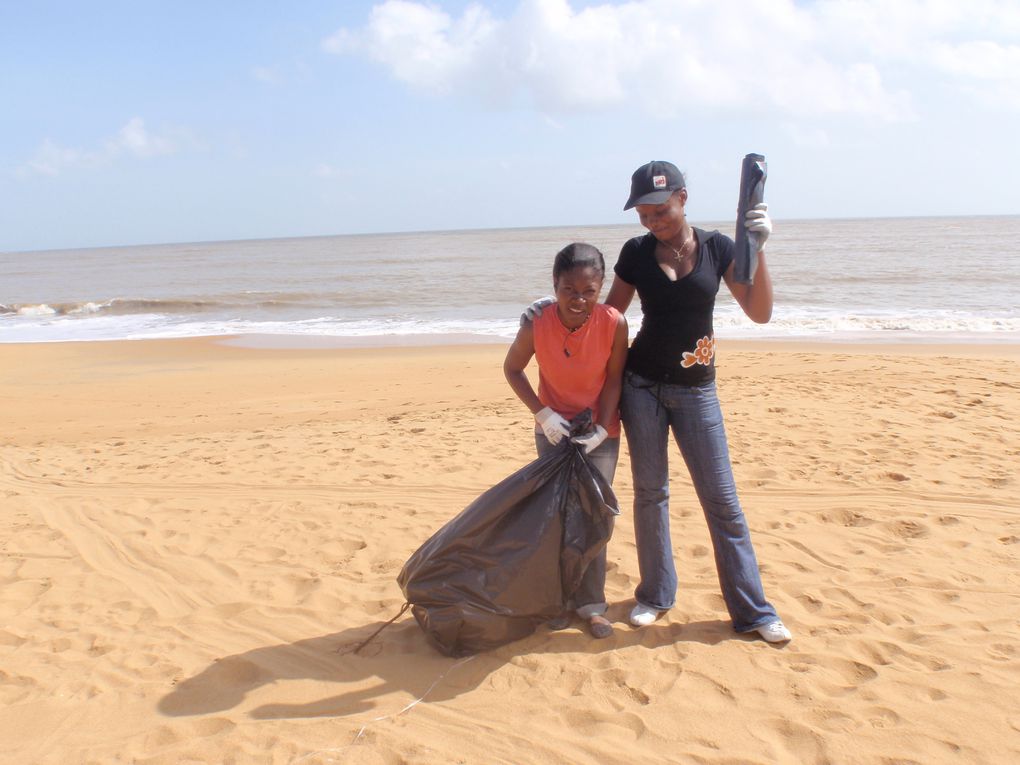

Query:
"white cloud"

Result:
[[322, 0, 500, 94], [813, 1, 1020, 110], [20, 118, 180, 177], [252, 65, 284, 85], [928, 40, 1020, 109], [931, 41, 1020, 80], [21, 140, 101, 177], [323, 0, 1020, 119], [109, 117, 176, 158]]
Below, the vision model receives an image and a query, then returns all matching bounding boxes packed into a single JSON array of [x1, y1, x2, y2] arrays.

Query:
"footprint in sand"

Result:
[[887, 519, 929, 539], [830, 658, 879, 685], [809, 709, 859, 734], [822, 509, 875, 527], [564, 707, 648, 737], [796, 593, 824, 613], [865, 706, 902, 728], [988, 643, 1018, 661]]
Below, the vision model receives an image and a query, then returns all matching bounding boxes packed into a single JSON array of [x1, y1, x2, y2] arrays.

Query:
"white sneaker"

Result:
[[629, 603, 661, 627], [755, 621, 792, 643]]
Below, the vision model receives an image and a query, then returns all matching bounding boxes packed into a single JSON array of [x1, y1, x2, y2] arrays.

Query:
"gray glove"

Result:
[[571, 424, 608, 454], [535, 406, 570, 444], [520, 295, 555, 327], [743, 202, 772, 251]]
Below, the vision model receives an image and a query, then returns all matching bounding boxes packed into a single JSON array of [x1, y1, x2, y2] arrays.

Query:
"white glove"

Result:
[[520, 295, 555, 327], [743, 202, 772, 251], [535, 406, 570, 444], [571, 424, 608, 454]]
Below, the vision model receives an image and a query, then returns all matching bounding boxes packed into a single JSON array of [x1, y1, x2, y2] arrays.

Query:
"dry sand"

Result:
[[1, 337, 1018, 764]]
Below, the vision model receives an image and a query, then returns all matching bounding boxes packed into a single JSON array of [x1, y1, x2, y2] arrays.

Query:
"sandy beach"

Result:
[[1, 336, 1018, 764]]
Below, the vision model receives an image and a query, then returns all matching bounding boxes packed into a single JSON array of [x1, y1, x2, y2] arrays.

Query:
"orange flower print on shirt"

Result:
[[681, 335, 716, 368]]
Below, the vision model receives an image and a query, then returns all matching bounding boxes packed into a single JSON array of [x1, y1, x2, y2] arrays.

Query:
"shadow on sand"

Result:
[[158, 606, 740, 721]]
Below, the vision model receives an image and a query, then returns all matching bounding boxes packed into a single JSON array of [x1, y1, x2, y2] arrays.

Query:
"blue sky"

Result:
[[2, 0, 1018, 251]]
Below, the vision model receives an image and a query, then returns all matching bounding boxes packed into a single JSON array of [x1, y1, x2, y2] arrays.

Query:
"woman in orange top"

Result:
[[503, 242, 629, 639]]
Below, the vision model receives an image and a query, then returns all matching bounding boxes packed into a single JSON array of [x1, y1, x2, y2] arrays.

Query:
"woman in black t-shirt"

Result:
[[607, 160, 792, 644]]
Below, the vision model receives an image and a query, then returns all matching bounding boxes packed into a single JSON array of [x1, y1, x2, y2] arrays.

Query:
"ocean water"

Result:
[[2, 216, 1019, 345]]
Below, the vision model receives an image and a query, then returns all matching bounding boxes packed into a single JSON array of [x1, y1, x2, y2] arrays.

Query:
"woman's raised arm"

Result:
[[605, 276, 636, 313]]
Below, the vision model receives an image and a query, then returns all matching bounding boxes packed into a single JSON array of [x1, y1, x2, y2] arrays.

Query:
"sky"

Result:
[[2, 0, 1019, 251]]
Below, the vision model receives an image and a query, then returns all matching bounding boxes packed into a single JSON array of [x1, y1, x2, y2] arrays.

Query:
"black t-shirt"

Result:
[[614, 228, 733, 386]]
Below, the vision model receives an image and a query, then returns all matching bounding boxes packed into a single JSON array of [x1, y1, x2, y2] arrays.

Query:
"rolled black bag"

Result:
[[397, 411, 619, 657], [733, 152, 767, 285]]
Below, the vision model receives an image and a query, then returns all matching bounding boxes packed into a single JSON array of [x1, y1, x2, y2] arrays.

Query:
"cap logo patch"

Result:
[[652, 175, 667, 189]]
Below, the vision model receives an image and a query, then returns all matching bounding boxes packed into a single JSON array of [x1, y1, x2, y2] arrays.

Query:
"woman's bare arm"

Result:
[[596, 312, 629, 428], [503, 322, 543, 414], [605, 276, 636, 313], [723, 251, 773, 323]]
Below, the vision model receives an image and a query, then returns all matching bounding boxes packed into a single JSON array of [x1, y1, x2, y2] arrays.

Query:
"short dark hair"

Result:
[[553, 242, 605, 281]]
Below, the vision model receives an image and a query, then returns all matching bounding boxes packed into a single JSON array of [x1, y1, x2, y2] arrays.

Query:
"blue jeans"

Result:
[[535, 433, 619, 618], [620, 372, 778, 633]]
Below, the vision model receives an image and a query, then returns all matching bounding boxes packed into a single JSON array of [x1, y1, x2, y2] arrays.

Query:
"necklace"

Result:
[[662, 231, 693, 265], [561, 313, 590, 357]]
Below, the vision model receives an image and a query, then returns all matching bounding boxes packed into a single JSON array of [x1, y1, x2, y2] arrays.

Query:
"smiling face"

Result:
[[635, 188, 688, 241], [554, 265, 603, 329]]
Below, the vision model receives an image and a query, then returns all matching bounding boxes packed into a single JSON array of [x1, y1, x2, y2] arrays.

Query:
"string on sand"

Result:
[[339, 602, 411, 655], [289, 654, 476, 764]]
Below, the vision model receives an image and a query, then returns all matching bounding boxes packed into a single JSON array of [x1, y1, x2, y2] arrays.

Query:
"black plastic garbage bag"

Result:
[[397, 412, 619, 657], [733, 152, 767, 285]]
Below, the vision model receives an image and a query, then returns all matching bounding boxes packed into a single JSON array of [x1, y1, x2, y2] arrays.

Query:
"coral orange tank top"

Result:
[[533, 303, 622, 437]]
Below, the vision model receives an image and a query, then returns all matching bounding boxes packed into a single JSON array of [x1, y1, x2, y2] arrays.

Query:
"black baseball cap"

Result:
[[623, 161, 685, 210]]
